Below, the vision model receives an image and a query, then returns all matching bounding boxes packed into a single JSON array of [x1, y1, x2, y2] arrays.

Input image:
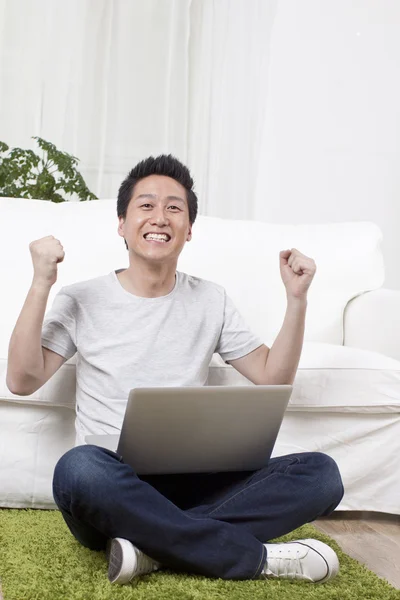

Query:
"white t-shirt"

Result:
[[41, 269, 263, 445]]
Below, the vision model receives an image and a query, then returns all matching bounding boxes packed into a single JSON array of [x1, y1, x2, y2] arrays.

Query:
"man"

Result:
[[6, 155, 344, 585]]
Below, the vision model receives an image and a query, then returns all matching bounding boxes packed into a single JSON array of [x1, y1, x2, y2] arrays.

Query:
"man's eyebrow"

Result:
[[135, 193, 186, 204]]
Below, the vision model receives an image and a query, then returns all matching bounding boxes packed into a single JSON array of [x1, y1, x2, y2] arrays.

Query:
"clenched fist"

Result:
[[29, 235, 65, 288], [279, 248, 316, 300]]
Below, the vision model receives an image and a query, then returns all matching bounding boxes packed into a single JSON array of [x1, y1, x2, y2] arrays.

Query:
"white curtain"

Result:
[[0, 0, 191, 198], [188, 0, 277, 219], [0, 0, 276, 217]]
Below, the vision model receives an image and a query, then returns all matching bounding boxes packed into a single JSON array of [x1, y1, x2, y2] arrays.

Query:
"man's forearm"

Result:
[[263, 296, 307, 385]]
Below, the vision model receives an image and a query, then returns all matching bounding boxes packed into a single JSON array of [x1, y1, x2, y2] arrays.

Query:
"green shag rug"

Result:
[[0, 509, 399, 600]]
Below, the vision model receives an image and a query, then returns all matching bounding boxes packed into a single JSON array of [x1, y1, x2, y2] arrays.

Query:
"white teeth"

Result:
[[145, 234, 169, 242]]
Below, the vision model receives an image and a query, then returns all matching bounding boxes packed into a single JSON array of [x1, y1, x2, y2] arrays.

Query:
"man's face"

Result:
[[118, 174, 192, 263]]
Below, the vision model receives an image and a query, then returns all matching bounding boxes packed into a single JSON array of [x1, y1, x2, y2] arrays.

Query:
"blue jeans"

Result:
[[53, 445, 344, 580]]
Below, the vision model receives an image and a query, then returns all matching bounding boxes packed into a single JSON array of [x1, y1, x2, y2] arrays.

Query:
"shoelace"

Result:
[[263, 548, 306, 580]]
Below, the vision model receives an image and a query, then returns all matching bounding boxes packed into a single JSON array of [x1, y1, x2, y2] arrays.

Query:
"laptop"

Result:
[[85, 385, 292, 474]]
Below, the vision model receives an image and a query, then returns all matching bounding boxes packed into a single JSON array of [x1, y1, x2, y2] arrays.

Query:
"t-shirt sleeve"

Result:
[[41, 288, 77, 360], [215, 289, 264, 362]]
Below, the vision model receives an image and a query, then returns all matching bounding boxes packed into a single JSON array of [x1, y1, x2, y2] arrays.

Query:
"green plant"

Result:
[[0, 136, 98, 202]]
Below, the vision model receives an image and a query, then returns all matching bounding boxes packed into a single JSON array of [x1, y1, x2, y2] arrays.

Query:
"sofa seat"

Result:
[[3, 342, 399, 412], [208, 341, 400, 413], [1, 341, 399, 512]]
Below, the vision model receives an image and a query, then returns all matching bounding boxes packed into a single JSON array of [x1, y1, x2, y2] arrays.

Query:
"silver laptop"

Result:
[[85, 385, 292, 474]]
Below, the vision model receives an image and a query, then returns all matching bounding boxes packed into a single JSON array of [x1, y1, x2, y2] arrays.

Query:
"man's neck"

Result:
[[116, 264, 177, 298]]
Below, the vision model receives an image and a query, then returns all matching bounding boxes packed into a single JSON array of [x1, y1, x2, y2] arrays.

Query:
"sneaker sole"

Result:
[[107, 538, 137, 584]]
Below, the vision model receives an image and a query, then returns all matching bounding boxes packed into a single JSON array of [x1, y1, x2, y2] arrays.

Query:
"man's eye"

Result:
[[141, 204, 179, 210]]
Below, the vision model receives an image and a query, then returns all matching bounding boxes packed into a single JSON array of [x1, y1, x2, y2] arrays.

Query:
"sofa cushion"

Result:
[[207, 342, 400, 413], [1, 342, 399, 413], [177, 216, 385, 345]]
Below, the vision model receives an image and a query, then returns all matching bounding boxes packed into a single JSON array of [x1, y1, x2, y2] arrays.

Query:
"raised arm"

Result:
[[6, 236, 66, 395]]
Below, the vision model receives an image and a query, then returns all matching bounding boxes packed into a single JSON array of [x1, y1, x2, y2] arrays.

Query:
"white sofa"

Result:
[[1, 197, 399, 514]]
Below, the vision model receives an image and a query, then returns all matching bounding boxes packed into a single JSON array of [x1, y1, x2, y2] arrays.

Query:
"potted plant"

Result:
[[0, 136, 98, 202]]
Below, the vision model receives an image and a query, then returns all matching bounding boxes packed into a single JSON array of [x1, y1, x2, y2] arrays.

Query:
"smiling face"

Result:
[[117, 174, 192, 264]]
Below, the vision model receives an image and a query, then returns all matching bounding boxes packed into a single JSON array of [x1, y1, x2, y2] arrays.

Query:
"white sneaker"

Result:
[[107, 537, 160, 584], [261, 538, 339, 583]]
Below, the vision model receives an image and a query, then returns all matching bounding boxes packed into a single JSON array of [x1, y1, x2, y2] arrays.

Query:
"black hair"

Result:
[[117, 154, 198, 250]]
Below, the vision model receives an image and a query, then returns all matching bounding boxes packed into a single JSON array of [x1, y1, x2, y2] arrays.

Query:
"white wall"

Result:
[[255, 0, 400, 290]]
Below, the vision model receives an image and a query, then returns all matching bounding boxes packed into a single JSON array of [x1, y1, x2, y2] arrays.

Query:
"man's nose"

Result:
[[151, 208, 169, 225]]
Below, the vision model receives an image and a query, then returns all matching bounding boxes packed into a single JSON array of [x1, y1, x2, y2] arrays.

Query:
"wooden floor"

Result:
[[314, 511, 400, 589]]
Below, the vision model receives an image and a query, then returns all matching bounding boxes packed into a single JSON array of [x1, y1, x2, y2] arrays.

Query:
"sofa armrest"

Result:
[[343, 288, 400, 361]]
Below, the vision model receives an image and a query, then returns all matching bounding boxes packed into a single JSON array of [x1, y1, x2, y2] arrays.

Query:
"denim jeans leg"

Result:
[[188, 451, 344, 543], [54, 494, 108, 550], [52, 445, 265, 580]]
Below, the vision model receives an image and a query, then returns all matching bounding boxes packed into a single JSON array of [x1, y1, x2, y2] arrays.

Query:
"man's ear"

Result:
[[117, 216, 125, 238], [187, 225, 192, 242]]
